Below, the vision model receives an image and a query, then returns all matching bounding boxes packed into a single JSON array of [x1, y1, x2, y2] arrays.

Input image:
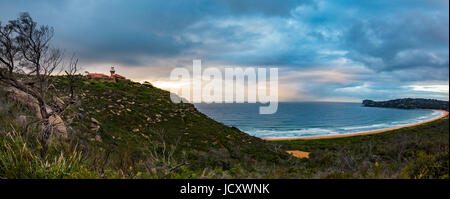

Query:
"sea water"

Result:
[[194, 102, 441, 138]]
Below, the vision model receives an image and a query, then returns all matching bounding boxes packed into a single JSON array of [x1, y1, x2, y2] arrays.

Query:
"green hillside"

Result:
[[0, 77, 295, 178], [0, 76, 448, 179]]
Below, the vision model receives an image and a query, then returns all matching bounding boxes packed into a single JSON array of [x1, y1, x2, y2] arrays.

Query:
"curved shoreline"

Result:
[[264, 109, 449, 141]]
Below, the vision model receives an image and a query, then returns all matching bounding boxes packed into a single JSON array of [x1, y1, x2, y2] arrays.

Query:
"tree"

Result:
[[65, 55, 80, 100], [0, 21, 19, 76], [0, 12, 66, 139]]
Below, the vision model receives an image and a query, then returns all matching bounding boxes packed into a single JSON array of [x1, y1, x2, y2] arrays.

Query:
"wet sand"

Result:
[[265, 109, 448, 141]]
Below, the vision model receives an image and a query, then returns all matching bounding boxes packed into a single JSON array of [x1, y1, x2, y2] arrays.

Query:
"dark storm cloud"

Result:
[[343, 12, 449, 72], [0, 0, 448, 100], [0, 0, 313, 66]]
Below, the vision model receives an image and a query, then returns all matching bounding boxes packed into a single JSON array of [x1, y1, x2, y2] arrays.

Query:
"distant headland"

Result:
[[363, 98, 449, 111]]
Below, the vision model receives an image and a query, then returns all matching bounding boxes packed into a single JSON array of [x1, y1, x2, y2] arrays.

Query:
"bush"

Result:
[[0, 129, 92, 179], [400, 151, 449, 179]]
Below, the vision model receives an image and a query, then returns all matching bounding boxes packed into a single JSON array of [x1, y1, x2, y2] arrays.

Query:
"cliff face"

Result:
[[363, 98, 449, 111]]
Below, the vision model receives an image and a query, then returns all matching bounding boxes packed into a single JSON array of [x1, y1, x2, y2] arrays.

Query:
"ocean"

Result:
[[194, 102, 442, 138]]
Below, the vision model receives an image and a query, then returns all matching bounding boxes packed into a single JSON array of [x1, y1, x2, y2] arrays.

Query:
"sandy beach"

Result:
[[265, 109, 449, 141]]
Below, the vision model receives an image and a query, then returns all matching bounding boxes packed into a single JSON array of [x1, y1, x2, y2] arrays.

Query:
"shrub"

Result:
[[0, 129, 91, 179]]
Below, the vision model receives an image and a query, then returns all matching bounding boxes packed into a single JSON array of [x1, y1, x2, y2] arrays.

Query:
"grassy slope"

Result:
[[1, 77, 293, 178], [274, 117, 449, 179]]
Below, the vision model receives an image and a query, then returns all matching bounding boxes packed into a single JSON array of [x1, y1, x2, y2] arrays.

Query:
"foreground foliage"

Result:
[[276, 117, 449, 179]]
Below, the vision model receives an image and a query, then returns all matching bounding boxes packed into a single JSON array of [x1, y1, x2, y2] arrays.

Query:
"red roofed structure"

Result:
[[84, 67, 126, 81], [110, 74, 125, 79], [86, 73, 109, 78]]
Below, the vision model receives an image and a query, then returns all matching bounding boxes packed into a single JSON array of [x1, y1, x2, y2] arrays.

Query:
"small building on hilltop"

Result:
[[85, 67, 126, 82], [85, 73, 109, 78], [109, 67, 125, 79]]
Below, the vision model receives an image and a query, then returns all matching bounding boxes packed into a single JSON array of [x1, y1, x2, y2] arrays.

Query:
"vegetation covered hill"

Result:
[[363, 98, 449, 111], [0, 77, 297, 178], [0, 77, 448, 179]]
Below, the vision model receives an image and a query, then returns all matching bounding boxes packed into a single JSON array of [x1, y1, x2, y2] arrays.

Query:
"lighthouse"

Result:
[[110, 66, 115, 76]]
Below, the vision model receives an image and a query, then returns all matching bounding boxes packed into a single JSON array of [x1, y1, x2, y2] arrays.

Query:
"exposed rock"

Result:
[[53, 96, 65, 109], [48, 115, 68, 139], [5, 87, 68, 138], [16, 115, 28, 126], [6, 87, 41, 119], [90, 124, 100, 132], [141, 133, 150, 139], [95, 135, 102, 142], [90, 117, 101, 132], [91, 117, 100, 125]]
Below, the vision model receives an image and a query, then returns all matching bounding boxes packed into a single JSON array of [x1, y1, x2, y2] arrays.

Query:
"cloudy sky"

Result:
[[1, 0, 448, 102]]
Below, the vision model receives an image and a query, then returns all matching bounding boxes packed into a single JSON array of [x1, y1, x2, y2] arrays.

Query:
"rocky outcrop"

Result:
[[5, 86, 68, 138], [90, 117, 101, 132]]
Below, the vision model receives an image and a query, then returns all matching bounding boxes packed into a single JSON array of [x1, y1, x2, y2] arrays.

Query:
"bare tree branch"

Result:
[[64, 54, 80, 99], [0, 12, 67, 141]]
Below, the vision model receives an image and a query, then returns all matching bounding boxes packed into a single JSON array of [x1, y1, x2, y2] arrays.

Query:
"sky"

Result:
[[1, 0, 448, 102]]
